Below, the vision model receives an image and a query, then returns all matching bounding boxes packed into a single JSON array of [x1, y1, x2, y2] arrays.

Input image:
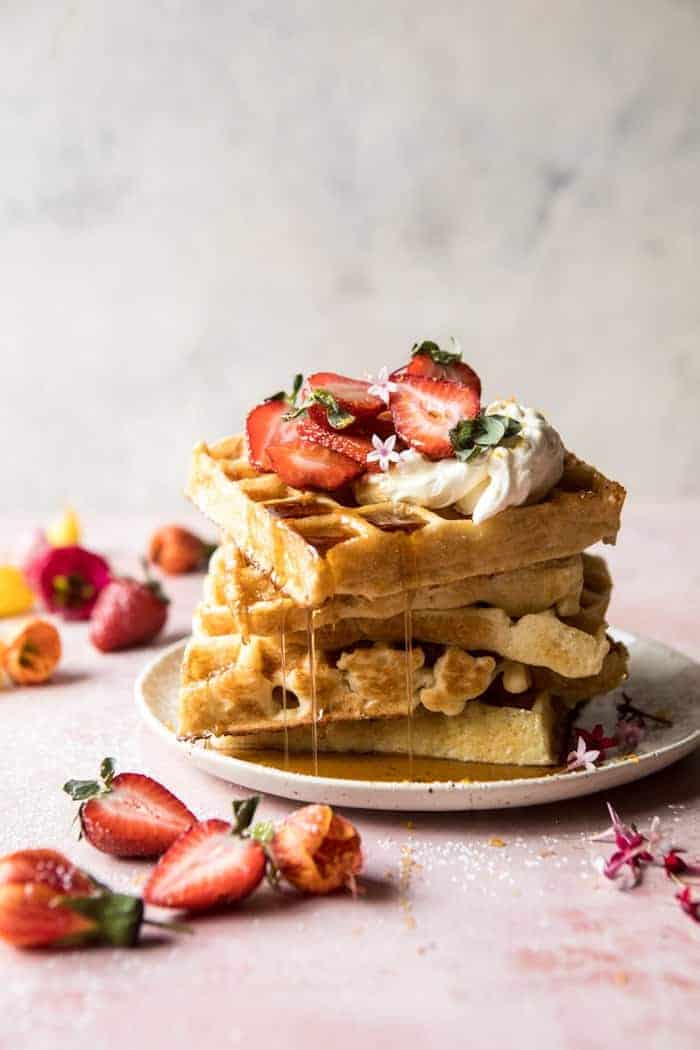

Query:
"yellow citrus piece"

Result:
[[46, 507, 81, 547], [0, 567, 35, 618]]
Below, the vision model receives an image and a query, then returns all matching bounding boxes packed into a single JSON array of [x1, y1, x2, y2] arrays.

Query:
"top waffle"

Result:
[[187, 436, 626, 606]]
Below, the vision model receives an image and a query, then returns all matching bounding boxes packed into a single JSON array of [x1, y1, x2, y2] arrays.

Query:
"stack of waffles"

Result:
[[179, 435, 628, 768]]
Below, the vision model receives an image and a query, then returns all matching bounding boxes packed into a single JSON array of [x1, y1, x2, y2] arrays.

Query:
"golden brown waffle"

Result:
[[179, 638, 498, 737], [213, 691, 569, 766], [202, 545, 585, 635], [194, 550, 610, 678], [178, 629, 627, 738], [186, 436, 626, 606], [532, 639, 628, 701]]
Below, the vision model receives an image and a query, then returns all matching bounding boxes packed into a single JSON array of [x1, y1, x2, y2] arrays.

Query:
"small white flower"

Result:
[[366, 433, 401, 472], [566, 736, 600, 773], [367, 366, 398, 405]]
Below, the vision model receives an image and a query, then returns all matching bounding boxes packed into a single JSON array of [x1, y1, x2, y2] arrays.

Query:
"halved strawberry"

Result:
[[143, 802, 266, 912], [268, 439, 363, 490], [246, 400, 300, 471], [297, 417, 378, 470], [390, 375, 480, 459], [63, 758, 196, 858], [305, 372, 384, 425]]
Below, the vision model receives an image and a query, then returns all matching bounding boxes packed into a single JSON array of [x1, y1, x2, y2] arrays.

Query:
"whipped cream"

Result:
[[354, 400, 564, 524]]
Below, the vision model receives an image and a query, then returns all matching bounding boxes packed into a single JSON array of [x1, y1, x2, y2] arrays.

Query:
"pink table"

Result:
[[1, 507, 699, 1050]]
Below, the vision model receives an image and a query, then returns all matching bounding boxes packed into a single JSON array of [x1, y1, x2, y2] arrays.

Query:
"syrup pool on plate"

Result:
[[220, 749, 563, 784]]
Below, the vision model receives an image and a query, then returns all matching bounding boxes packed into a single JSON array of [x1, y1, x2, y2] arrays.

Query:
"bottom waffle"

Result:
[[178, 633, 628, 738], [210, 690, 572, 767]]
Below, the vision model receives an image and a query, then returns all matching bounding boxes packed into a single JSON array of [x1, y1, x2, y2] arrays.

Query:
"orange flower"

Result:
[[1, 619, 61, 685], [272, 804, 362, 895]]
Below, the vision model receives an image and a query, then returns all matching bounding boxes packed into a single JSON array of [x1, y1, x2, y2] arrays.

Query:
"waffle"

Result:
[[202, 545, 585, 635], [178, 629, 627, 738], [212, 690, 570, 766], [194, 550, 610, 678], [186, 436, 626, 606]]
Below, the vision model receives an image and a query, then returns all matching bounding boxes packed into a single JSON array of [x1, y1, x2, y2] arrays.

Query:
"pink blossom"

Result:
[[566, 736, 600, 773], [592, 803, 653, 889], [367, 367, 398, 406], [366, 434, 401, 472], [615, 717, 645, 751]]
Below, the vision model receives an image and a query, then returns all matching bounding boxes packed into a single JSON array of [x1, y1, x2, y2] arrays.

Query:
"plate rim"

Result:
[[135, 632, 700, 807]]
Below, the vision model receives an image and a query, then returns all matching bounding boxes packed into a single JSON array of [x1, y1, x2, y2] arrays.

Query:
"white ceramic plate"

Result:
[[135, 630, 700, 811]]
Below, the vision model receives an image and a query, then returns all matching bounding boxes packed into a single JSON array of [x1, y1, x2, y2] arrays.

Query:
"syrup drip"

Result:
[[399, 525, 418, 782], [279, 607, 289, 768], [306, 607, 320, 776], [403, 598, 414, 778]]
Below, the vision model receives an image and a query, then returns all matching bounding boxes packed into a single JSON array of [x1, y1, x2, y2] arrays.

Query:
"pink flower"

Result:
[[566, 736, 600, 773], [367, 367, 398, 406], [592, 803, 653, 889], [33, 546, 111, 621], [615, 717, 645, 751], [366, 434, 401, 472], [676, 885, 700, 923], [575, 724, 617, 760]]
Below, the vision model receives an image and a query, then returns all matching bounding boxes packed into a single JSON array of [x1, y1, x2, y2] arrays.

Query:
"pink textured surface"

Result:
[[0, 507, 699, 1050]]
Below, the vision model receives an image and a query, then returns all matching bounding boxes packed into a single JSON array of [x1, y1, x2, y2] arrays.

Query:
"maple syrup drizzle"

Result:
[[306, 607, 320, 776], [279, 607, 289, 768], [403, 597, 414, 778]]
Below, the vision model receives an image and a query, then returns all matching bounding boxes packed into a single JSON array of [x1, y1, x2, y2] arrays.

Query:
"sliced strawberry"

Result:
[[404, 353, 481, 396], [64, 758, 196, 858], [143, 818, 266, 912], [246, 400, 300, 471], [390, 375, 480, 459], [267, 439, 363, 490], [305, 372, 384, 424], [297, 416, 378, 470], [0, 849, 95, 896]]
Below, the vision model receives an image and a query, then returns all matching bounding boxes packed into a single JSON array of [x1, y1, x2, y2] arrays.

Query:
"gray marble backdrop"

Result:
[[2, 0, 699, 513]]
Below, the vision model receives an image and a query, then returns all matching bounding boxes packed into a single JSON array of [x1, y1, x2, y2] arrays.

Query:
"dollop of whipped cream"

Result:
[[354, 400, 564, 524]]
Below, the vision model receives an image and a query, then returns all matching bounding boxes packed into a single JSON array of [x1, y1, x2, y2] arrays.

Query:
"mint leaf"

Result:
[[283, 388, 355, 430], [450, 413, 522, 462], [411, 339, 462, 366]]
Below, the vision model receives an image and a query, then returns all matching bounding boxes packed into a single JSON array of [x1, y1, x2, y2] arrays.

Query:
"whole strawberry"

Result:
[[148, 525, 216, 575], [89, 566, 169, 652]]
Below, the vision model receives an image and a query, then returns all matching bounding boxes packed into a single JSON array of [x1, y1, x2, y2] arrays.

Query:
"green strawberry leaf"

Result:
[[232, 795, 261, 836], [411, 339, 462, 366]]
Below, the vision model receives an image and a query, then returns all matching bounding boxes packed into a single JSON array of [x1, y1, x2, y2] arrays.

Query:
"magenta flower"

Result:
[[566, 736, 600, 773], [676, 886, 700, 923], [592, 803, 653, 889], [34, 546, 111, 621], [575, 724, 617, 760]]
